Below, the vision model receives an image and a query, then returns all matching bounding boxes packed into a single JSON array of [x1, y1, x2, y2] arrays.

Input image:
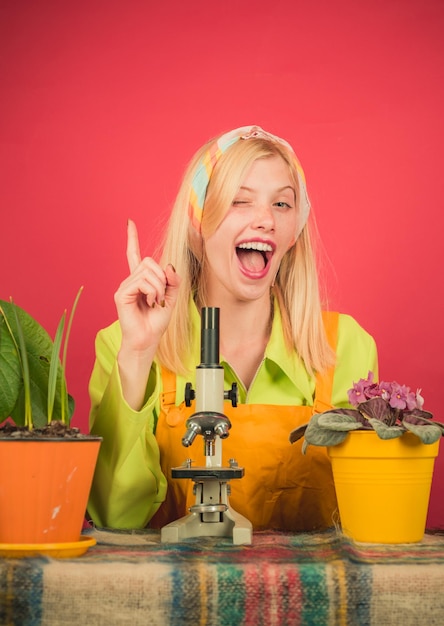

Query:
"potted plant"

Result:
[[0, 288, 101, 557], [290, 372, 443, 544]]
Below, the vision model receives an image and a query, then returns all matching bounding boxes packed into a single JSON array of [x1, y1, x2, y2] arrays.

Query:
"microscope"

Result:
[[160, 307, 253, 545]]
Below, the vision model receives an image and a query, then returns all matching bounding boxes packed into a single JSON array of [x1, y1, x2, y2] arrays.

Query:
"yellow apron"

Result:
[[151, 312, 339, 531]]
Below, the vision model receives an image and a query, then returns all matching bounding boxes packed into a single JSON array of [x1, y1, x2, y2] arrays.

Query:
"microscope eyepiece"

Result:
[[200, 307, 219, 366]]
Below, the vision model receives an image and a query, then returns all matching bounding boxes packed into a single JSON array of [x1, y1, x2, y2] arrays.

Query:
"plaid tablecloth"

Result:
[[1, 528, 444, 625]]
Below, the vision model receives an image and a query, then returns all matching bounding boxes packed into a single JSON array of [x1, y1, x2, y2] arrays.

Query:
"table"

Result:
[[1, 527, 444, 625]]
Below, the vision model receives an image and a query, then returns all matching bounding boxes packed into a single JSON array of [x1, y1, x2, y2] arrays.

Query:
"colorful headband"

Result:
[[188, 125, 310, 234]]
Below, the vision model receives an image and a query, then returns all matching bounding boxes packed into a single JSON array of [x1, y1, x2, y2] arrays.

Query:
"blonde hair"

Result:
[[157, 133, 335, 375]]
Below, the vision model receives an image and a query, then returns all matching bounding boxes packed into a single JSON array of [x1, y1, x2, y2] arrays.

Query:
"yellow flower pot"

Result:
[[328, 430, 440, 543]]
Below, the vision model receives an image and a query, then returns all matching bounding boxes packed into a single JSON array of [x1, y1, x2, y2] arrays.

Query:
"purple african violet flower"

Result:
[[387, 383, 411, 410], [292, 371, 439, 448], [379, 382, 417, 411], [378, 381, 392, 403], [363, 383, 382, 400], [348, 373, 428, 415], [404, 388, 419, 411], [348, 371, 377, 405]]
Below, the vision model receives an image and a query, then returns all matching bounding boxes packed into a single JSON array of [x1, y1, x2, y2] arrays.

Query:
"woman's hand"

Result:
[[114, 219, 181, 409], [115, 219, 180, 353]]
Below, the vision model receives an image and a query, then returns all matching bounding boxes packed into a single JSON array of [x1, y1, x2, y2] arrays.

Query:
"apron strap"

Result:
[[160, 311, 340, 412], [160, 367, 177, 412], [312, 311, 339, 413]]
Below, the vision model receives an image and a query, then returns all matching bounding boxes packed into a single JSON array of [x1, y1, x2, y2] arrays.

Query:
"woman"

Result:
[[87, 126, 378, 531]]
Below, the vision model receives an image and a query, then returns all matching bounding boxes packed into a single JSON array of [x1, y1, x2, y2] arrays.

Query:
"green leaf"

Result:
[[60, 286, 83, 424], [402, 420, 442, 444], [0, 300, 75, 427], [12, 305, 32, 427], [47, 311, 66, 423], [0, 313, 21, 420], [368, 418, 405, 439]]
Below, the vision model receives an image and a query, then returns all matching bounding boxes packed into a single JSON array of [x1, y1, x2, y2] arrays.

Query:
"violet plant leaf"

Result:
[[302, 413, 350, 452], [317, 412, 363, 431], [303, 428, 349, 450], [402, 411, 444, 443], [403, 410, 443, 429], [358, 397, 392, 422], [368, 418, 405, 439], [402, 420, 442, 444], [289, 423, 308, 444]]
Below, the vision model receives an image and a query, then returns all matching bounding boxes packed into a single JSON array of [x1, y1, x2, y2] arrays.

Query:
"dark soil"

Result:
[[0, 420, 99, 440]]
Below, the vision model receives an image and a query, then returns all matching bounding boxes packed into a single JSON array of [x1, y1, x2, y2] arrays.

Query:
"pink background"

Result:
[[2, 1, 444, 527]]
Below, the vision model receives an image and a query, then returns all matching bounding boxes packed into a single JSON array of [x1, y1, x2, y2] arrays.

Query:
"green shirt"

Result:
[[88, 302, 378, 528]]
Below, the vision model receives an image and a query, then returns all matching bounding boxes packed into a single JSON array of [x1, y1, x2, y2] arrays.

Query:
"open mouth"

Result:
[[236, 241, 274, 273]]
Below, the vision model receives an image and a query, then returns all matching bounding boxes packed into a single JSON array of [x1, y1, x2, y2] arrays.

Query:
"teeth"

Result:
[[237, 242, 273, 252]]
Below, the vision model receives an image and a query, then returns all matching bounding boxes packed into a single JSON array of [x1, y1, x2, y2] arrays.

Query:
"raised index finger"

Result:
[[126, 219, 142, 273]]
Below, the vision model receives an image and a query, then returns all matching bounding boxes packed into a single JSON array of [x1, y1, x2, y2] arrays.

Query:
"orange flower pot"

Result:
[[328, 431, 440, 544], [0, 438, 101, 544]]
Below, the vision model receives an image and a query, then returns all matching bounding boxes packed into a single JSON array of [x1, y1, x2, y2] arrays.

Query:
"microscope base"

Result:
[[160, 479, 252, 545]]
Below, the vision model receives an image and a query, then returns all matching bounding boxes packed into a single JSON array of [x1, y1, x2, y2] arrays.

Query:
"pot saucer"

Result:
[[0, 535, 96, 558]]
